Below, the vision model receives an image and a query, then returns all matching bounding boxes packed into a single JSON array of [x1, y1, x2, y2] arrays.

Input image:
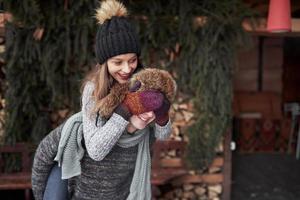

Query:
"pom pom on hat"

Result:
[[95, 0, 128, 24]]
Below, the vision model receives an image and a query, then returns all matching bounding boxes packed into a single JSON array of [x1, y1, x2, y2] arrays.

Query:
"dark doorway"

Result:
[[232, 36, 300, 200]]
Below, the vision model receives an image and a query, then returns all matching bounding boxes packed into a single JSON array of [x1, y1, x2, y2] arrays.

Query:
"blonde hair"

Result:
[[81, 63, 115, 116]]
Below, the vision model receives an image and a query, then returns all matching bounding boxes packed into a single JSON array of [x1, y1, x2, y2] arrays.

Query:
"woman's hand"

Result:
[[126, 122, 137, 134]]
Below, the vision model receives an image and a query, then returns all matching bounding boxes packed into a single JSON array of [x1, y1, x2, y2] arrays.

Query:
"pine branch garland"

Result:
[[4, 0, 98, 144], [3, 0, 253, 169]]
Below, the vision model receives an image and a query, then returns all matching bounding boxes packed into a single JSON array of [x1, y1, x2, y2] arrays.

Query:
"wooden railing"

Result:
[[0, 143, 33, 200]]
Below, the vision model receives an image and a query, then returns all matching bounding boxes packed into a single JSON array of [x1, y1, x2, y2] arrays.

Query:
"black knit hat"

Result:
[[95, 0, 141, 64]]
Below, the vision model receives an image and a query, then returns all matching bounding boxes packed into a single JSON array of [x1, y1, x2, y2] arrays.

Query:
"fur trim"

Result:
[[95, 0, 128, 24]]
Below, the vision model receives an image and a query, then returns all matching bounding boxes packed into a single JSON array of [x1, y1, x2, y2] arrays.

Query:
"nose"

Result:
[[122, 62, 131, 73]]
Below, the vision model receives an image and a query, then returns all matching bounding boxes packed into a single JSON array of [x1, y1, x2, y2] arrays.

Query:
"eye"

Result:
[[129, 58, 137, 64], [114, 61, 122, 66]]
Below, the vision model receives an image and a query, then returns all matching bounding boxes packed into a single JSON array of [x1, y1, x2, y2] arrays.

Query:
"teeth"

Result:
[[139, 116, 147, 121], [119, 73, 129, 77]]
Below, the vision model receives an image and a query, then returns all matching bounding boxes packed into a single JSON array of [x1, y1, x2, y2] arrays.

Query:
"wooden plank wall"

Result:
[[234, 36, 283, 94], [233, 36, 284, 119]]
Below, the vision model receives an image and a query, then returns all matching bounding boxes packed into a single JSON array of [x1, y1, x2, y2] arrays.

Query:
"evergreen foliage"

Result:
[[4, 0, 98, 144], [4, 0, 252, 169]]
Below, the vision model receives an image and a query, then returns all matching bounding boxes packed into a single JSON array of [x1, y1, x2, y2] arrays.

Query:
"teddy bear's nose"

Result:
[[129, 80, 141, 92]]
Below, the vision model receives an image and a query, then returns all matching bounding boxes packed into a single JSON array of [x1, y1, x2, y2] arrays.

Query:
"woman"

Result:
[[31, 0, 173, 200]]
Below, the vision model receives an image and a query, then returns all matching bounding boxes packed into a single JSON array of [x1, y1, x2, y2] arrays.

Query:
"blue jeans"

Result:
[[43, 163, 69, 200]]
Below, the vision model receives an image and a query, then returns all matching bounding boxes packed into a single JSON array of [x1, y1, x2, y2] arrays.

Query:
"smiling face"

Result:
[[130, 111, 156, 130], [107, 53, 138, 84]]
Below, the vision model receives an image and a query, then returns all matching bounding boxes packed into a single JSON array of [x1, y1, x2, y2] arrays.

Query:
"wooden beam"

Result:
[[242, 18, 300, 36], [221, 129, 232, 200]]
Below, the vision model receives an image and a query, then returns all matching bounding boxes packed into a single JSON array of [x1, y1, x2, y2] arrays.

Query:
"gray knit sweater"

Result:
[[31, 82, 172, 200]]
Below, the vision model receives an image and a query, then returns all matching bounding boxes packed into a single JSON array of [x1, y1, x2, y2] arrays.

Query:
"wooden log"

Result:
[[161, 158, 184, 168], [210, 157, 224, 167], [172, 174, 223, 186]]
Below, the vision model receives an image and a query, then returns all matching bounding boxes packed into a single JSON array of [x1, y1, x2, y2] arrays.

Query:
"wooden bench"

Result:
[[0, 140, 187, 199], [151, 140, 188, 196], [0, 143, 33, 200]]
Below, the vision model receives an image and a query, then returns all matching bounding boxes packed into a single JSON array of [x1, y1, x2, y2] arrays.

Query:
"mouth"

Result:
[[118, 73, 130, 80], [138, 115, 148, 122]]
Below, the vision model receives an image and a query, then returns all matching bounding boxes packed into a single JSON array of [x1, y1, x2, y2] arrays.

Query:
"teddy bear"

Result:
[[98, 68, 177, 119]]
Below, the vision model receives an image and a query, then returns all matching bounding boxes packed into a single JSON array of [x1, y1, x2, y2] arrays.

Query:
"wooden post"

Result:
[[221, 129, 232, 200]]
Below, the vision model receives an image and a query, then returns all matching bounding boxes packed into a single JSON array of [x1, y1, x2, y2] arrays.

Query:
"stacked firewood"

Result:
[[157, 145, 224, 200], [159, 183, 223, 200], [169, 93, 195, 142], [157, 145, 225, 200], [157, 92, 225, 200]]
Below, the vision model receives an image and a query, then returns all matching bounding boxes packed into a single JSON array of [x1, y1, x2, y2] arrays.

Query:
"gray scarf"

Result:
[[54, 112, 151, 200]]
